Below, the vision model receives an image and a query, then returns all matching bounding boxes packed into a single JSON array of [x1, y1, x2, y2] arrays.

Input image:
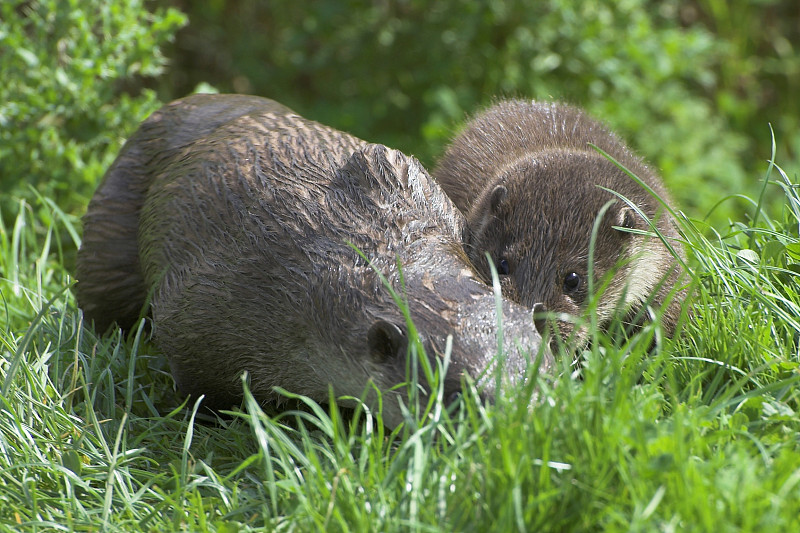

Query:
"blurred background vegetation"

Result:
[[2, 0, 799, 229]]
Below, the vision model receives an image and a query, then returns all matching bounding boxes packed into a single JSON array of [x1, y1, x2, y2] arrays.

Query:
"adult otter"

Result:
[[76, 94, 550, 428], [433, 99, 685, 342]]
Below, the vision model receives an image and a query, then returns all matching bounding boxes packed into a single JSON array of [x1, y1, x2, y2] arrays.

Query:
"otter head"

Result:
[[333, 144, 549, 428], [464, 150, 669, 344]]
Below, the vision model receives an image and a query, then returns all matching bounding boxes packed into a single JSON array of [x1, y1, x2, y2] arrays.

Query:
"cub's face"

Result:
[[463, 152, 651, 341]]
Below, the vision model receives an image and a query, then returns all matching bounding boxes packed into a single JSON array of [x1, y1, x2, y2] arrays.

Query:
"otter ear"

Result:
[[533, 302, 548, 335], [339, 144, 405, 190], [468, 183, 508, 240], [367, 320, 408, 362], [489, 185, 508, 214], [615, 207, 637, 232]]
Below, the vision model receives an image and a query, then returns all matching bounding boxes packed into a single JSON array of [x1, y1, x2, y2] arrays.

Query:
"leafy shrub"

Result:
[[159, 0, 798, 225], [0, 0, 186, 219]]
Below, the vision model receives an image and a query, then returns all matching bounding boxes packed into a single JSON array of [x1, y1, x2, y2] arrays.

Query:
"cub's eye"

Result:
[[498, 258, 510, 275], [563, 272, 581, 293]]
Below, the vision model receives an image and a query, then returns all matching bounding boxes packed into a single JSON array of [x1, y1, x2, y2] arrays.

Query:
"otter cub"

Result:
[[433, 99, 685, 341]]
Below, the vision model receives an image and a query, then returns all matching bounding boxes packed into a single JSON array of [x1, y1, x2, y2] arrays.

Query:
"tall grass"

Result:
[[2, 152, 800, 531]]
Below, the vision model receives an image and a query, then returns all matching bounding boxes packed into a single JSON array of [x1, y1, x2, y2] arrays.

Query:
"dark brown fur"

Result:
[[433, 99, 686, 342], [76, 94, 550, 428]]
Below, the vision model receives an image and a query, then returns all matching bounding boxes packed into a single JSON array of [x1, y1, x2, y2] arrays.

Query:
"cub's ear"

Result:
[[467, 183, 509, 241], [490, 184, 508, 214], [615, 206, 637, 231]]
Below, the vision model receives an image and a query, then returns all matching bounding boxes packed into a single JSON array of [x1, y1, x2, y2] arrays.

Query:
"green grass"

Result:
[[3, 154, 800, 531]]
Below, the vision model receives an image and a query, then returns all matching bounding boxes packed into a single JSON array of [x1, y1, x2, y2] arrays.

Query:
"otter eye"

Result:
[[498, 258, 510, 275], [563, 272, 581, 293]]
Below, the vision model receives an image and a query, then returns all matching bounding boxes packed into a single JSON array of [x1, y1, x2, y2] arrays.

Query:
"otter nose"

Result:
[[533, 302, 547, 335]]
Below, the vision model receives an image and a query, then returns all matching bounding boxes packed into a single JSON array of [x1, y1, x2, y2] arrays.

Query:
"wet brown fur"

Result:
[[433, 99, 686, 341], [76, 94, 550, 428]]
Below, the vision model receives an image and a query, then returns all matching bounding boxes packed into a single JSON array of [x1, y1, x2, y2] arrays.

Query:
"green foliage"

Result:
[[162, 0, 798, 226], [683, 149, 800, 385], [0, 0, 186, 218], [3, 0, 800, 529], [3, 163, 800, 529], [694, 0, 800, 153]]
